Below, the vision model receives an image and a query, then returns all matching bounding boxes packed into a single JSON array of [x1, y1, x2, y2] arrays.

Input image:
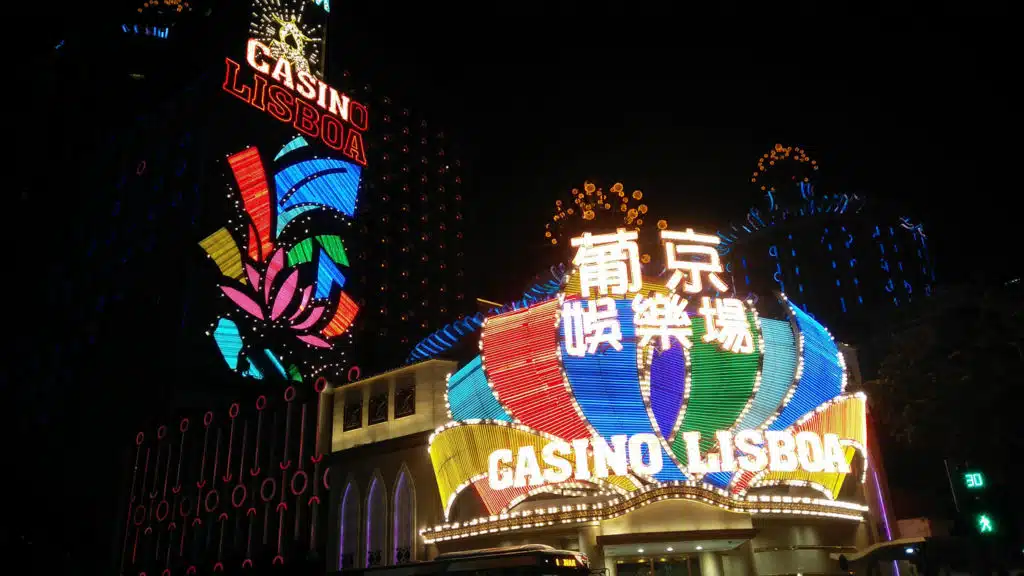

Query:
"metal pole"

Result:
[[943, 459, 960, 513]]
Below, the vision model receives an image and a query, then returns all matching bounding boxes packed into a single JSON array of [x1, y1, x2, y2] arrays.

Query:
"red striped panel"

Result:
[[322, 291, 359, 338], [480, 299, 590, 440], [228, 148, 274, 262], [472, 478, 533, 515]]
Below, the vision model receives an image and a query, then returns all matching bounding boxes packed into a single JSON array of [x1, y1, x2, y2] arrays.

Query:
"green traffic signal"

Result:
[[976, 513, 995, 534], [963, 471, 985, 489]]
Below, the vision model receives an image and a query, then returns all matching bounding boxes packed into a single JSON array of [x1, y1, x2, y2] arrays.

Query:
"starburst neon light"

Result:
[[249, 0, 323, 76]]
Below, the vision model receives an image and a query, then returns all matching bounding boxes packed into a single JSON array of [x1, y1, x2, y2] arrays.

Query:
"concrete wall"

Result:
[[330, 360, 455, 452], [749, 517, 870, 575], [600, 499, 755, 536], [328, 431, 444, 569]]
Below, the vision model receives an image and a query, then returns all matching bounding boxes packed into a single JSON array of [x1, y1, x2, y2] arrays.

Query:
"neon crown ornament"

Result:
[[199, 137, 362, 382], [429, 227, 868, 521]]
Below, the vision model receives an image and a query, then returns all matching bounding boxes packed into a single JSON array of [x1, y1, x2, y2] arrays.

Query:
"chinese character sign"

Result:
[[562, 228, 753, 357], [571, 229, 643, 297], [562, 298, 623, 357], [700, 297, 754, 354], [662, 229, 729, 294], [633, 292, 692, 351]]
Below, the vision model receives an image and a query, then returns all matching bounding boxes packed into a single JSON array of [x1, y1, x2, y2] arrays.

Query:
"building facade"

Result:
[[339, 81, 470, 371], [326, 229, 904, 575], [717, 145, 933, 344]]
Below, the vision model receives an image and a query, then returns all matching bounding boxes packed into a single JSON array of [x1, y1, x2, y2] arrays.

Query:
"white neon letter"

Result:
[[246, 39, 271, 74], [328, 87, 351, 121], [823, 433, 852, 474], [571, 438, 591, 480], [296, 70, 318, 100], [765, 431, 799, 472], [271, 57, 295, 90], [716, 431, 738, 472], [682, 431, 708, 474], [735, 430, 767, 473], [513, 445, 544, 487], [542, 440, 573, 484], [795, 431, 825, 473], [627, 433, 663, 476], [488, 449, 513, 491], [592, 435, 628, 478]]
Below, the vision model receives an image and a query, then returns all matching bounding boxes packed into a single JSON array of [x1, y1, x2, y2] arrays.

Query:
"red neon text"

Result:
[[223, 48, 367, 166]]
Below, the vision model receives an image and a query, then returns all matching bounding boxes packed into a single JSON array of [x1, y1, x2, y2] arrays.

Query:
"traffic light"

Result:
[[975, 513, 995, 534], [963, 470, 985, 490], [947, 461, 998, 537]]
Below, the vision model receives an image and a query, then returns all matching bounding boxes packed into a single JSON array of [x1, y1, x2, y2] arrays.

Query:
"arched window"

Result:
[[339, 480, 360, 570], [393, 464, 416, 564], [366, 472, 387, 567]]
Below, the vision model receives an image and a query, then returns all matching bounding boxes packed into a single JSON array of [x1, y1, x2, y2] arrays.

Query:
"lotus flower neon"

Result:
[[199, 137, 361, 380], [429, 228, 868, 521]]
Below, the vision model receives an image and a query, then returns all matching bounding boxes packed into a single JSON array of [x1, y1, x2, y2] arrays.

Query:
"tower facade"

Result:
[[717, 144, 933, 342]]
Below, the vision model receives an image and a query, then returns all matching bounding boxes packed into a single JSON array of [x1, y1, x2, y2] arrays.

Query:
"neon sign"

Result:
[[428, 227, 868, 521], [199, 139, 362, 381], [223, 39, 367, 166], [487, 430, 851, 490]]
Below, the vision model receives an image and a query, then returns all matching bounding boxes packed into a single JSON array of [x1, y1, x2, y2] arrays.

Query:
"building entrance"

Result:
[[614, 556, 702, 576]]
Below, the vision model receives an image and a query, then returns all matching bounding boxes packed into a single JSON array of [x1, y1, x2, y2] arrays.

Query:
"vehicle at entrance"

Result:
[[338, 545, 591, 576]]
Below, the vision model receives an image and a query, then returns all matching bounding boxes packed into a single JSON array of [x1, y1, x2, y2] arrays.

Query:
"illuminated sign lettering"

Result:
[[563, 229, 754, 357], [487, 431, 850, 490], [222, 39, 368, 166]]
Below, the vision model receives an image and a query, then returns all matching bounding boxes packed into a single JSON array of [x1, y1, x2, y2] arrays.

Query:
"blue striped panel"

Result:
[[560, 299, 686, 481], [735, 318, 798, 430], [769, 304, 844, 431], [447, 356, 512, 422]]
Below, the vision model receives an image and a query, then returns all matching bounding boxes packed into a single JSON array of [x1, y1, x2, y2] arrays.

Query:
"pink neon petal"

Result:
[[270, 269, 300, 320], [264, 249, 285, 304], [245, 263, 261, 291], [291, 305, 326, 331], [288, 285, 314, 322], [220, 285, 265, 320], [296, 334, 331, 348]]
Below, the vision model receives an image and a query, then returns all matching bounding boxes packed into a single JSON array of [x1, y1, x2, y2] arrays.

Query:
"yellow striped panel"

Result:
[[756, 394, 867, 499], [199, 227, 245, 283]]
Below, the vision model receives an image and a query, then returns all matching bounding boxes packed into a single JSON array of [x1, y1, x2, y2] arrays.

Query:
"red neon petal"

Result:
[[321, 292, 359, 338], [264, 249, 285, 304], [245, 263, 261, 292], [481, 299, 591, 440], [289, 285, 314, 322], [228, 148, 274, 261], [291, 306, 326, 331], [220, 285, 264, 320], [270, 269, 299, 320], [296, 334, 331, 348]]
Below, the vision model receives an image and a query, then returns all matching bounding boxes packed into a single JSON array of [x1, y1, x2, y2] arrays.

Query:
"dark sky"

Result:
[[334, 2, 1015, 300], [34, 1, 1016, 302]]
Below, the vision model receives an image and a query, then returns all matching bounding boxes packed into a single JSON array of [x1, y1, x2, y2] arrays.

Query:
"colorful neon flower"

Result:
[[219, 249, 332, 348], [199, 137, 362, 378]]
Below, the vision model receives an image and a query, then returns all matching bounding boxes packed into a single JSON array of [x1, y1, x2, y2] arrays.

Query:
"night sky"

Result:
[[335, 2, 1016, 301]]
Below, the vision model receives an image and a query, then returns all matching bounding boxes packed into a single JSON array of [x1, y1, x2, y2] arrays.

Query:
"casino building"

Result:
[[325, 233, 903, 576]]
